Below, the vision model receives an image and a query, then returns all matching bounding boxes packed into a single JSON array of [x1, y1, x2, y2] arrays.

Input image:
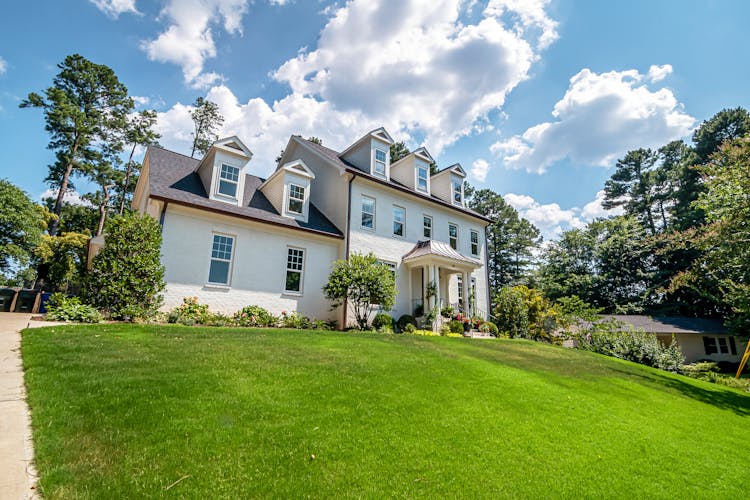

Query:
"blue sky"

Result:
[[1, 0, 748, 239]]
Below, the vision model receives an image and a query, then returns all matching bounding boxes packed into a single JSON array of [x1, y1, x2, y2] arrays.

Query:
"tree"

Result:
[[603, 149, 660, 234], [119, 110, 160, 214], [323, 252, 396, 329], [692, 107, 750, 164], [307, 136, 323, 145], [83, 212, 165, 319], [33, 232, 89, 292], [390, 141, 410, 163], [84, 162, 123, 236], [190, 97, 224, 158], [0, 180, 48, 277], [492, 287, 529, 338], [20, 54, 133, 236]]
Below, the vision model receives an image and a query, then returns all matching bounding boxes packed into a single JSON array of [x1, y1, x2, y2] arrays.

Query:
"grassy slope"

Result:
[[22, 325, 750, 498]]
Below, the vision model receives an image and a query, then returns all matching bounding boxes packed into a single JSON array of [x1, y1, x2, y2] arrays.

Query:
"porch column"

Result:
[[461, 271, 470, 316], [422, 264, 429, 311], [434, 266, 441, 310]]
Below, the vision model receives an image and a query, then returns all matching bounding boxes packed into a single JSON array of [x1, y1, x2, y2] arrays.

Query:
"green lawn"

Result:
[[22, 325, 750, 498]]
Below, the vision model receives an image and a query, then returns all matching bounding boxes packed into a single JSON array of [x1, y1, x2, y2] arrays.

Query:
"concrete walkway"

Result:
[[0, 313, 37, 500]]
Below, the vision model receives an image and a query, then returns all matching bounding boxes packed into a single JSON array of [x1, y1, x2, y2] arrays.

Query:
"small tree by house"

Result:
[[323, 252, 396, 329], [83, 212, 165, 319], [0, 179, 49, 279]]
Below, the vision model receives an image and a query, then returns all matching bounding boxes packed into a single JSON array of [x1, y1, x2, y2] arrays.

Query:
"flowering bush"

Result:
[[234, 305, 276, 327], [167, 297, 210, 325], [279, 311, 311, 329]]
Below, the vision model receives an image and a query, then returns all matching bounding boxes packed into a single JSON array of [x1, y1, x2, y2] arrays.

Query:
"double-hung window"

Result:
[[285, 247, 305, 293], [218, 164, 240, 198], [449, 223, 458, 250], [208, 234, 234, 285], [704, 336, 736, 355], [287, 183, 305, 214], [361, 196, 375, 229], [416, 165, 428, 192], [423, 215, 432, 238], [470, 230, 479, 256], [457, 275, 463, 305], [374, 149, 387, 176], [452, 177, 463, 205], [393, 205, 405, 237]]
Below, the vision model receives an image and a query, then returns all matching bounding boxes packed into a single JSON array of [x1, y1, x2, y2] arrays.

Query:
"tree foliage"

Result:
[[83, 212, 165, 319], [323, 252, 397, 329], [34, 232, 89, 292], [0, 180, 49, 276], [190, 97, 224, 158]]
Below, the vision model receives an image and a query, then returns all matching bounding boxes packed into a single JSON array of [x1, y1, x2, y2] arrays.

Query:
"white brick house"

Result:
[[132, 128, 491, 328]]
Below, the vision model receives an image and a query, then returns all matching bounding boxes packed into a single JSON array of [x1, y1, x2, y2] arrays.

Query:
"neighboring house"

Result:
[[131, 128, 491, 328], [602, 315, 747, 364]]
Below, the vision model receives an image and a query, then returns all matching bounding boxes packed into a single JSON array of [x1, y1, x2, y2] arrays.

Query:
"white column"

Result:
[[434, 266, 441, 310], [423, 265, 429, 311], [462, 271, 470, 316]]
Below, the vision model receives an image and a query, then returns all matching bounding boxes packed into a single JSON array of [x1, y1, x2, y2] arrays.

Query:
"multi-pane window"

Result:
[[208, 234, 234, 285], [704, 336, 736, 355], [287, 183, 305, 214], [377, 260, 397, 279], [374, 149, 387, 176], [285, 247, 305, 293], [361, 196, 375, 229], [393, 205, 405, 237], [452, 177, 463, 205], [423, 215, 432, 238], [470, 230, 479, 256], [218, 164, 240, 198], [457, 275, 463, 304], [417, 165, 428, 192], [449, 223, 458, 250]]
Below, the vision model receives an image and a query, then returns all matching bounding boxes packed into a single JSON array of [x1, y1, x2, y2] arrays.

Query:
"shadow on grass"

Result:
[[609, 367, 750, 417]]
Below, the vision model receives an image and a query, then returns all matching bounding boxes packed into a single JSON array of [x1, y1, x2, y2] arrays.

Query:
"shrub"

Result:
[[439, 324, 451, 336], [479, 321, 499, 336], [204, 313, 234, 327], [372, 313, 394, 330], [413, 303, 424, 317], [83, 212, 165, 319], [234, 305, 276, 327], [402, 323, 417, 334], [397, 314, 417, 332], [492, 287, 529, 338], [168, 297, 210, 325], [408, 328, 437, 336], [279, 311, 311, 329], [440, 306, 454, 318], [311, 319, 335, 331], [447, 320, 464, 334], [45, 294, 102, 323]]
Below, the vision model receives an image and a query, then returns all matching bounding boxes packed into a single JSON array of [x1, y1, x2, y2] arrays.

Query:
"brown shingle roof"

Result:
[[146, 146, 343, 239], [601, 315, 729, 335]]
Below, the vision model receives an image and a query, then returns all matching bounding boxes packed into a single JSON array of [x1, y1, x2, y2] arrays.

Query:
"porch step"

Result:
[[465, 330, 494, 339]]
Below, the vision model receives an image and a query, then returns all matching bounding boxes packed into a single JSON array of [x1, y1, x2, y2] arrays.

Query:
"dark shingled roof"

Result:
[[601, 315, 729, 335], [146, 146, 343, 239], [296, 137, 492, 224]]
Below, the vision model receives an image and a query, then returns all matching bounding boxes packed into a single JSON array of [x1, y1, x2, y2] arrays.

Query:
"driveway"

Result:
[[0, 313, 37, 500]]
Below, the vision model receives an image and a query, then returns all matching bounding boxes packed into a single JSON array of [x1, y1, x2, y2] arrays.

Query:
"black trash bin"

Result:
[[13, 290, 37, 313], [0, 288, 16, 312]]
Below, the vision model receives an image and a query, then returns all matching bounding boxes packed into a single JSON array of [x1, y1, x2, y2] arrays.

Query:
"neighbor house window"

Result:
[[287, 183, 305, 214], [423, 215, 432, 238], [448, 223, 458, 250], [374, 149, 387, 176], [416, 165, 428, 192], [470, 230, 479, 256], [393, 205, 405, 237], [452, 177, 463, 205], [208, 234, 234, 285], [704, 336, 736, 355], [285, 247, 305, 293], [218, 164, 240, 198], [361, 196, 375, 229]]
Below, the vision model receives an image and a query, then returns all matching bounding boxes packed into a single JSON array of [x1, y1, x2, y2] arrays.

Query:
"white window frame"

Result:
[[284, 246, 306, 294], [393, 205, 406, 237], [451, 176, 463, 206], [470, 230, 479, 256], [207, 233, 235, 286], [217, 163, 240, 199], [457, 275, 463, 304], [287, 183, 305, 215], [448, 223, 458, 250], [416, 164, 429, 193], [375, 260, 397, 310], [373, 148, 387, 177], [361, 195, 376, 230], [423, 215, 432, 239]]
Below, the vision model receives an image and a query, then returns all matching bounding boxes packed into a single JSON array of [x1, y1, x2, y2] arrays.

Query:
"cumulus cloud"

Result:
[[647, 64, 672, 82], [141, 0, 249, 88], [470, 158, 490, 182], [0, 56, 7, 75], [491, 67, 695, 173], [131, 95, 150, 107], [89, 0, 140, 18], [504, 190, 623, 240], [39, 189, 94, 207]]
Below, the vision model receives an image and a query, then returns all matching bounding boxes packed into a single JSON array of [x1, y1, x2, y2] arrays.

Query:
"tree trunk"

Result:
[[49, 161, 74, 237], [119, 142, 138, 215], [96, 185, 112, 236]]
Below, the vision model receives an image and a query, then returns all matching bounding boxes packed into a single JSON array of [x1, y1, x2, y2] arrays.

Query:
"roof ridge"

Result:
[[149, 144, 200, 162]]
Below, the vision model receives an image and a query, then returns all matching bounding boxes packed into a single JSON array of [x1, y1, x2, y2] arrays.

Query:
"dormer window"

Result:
[[287, 184, 305, 214], [416, 165, 428, 192], [218, 164, 240, 198], [452, 176, 463, 205], [374, 148, 387, 176]]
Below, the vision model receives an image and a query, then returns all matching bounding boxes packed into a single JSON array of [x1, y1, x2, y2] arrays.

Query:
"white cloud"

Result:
[[89, 0, 140, 18], [131, 95, 150, 107], [492, 67, 695, 173], [141, 0, 249, 88], [647, 64, 673, 82], [39, 189, 94, 208], [470, 158, 490, 182], [0, 56, 7, 75], [504, 190, 623, 240]]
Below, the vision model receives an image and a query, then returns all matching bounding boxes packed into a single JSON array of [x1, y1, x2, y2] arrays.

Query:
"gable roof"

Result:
[[295, 137, 491, 224], [601, 315, 729, 335], [146, 146, 343, 239], [433, 163, 466, 178], [339, 127, 395, 158]]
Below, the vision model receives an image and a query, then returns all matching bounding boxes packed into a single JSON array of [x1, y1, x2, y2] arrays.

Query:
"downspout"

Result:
[[341, 174, 354, 329], [159, 201, 169, 229], [484, 225, 492, 320]]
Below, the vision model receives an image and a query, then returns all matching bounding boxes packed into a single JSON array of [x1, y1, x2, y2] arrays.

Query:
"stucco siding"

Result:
[[160, 204, 341, 321], [657, 333, 748, 363]]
